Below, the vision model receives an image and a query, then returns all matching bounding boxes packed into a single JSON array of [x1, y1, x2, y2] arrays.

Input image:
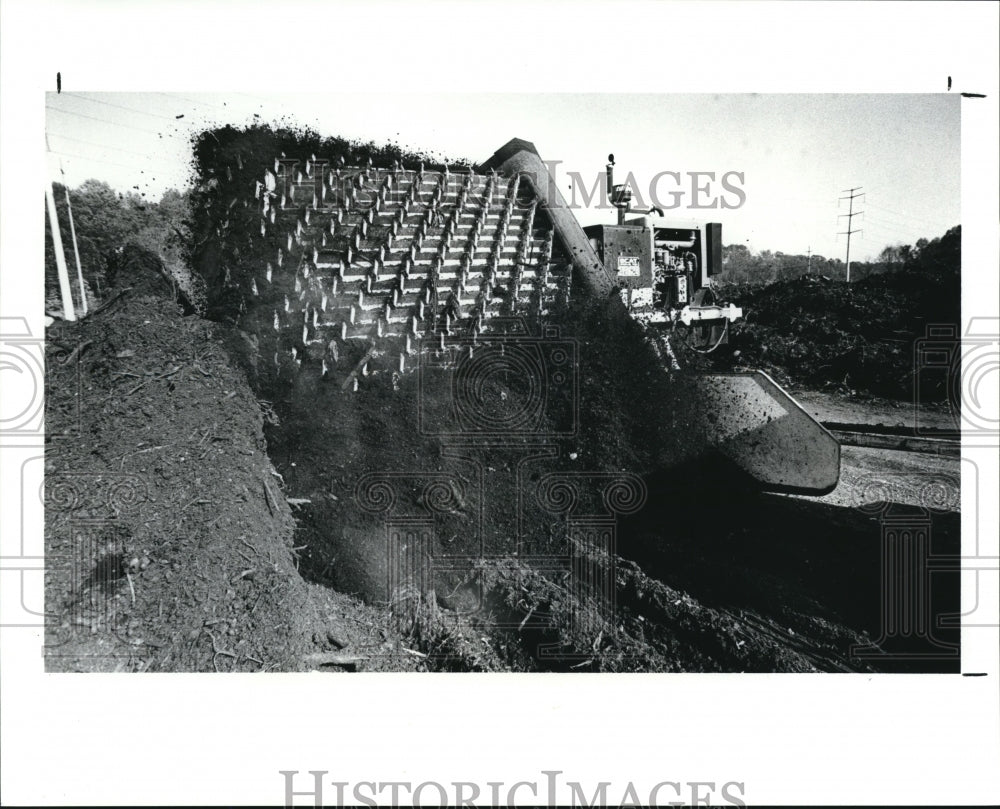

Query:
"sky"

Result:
[[45, 92, 960, 263]]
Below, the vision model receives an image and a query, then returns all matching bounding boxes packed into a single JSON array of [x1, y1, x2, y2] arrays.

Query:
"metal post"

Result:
[[838, 186, 864, 283], [845, 194, 853, 283]]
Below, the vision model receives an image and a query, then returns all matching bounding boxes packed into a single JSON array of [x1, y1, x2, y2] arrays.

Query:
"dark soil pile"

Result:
[[704, 247, 960, 399], [44, 293, 423, 672]]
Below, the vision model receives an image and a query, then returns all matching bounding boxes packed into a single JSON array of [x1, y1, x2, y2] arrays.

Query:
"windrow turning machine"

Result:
[[584, 153, 743, 353], [216, 136, 840, 494]]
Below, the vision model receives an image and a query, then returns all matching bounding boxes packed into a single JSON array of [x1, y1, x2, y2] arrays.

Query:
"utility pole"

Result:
[[806, 246, 812, 274], [838, 186, 864, 282], [60, 160, 88, 314], [45, 136, 76, 320], [45, 182, 76, 321]]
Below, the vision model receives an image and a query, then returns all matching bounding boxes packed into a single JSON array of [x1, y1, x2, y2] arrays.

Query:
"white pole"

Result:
[[46, 182, 76, 321], [62, 171, 89, 314]]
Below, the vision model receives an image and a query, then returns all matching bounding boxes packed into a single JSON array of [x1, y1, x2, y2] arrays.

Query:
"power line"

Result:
[[862, 215, 943, 239], [154, 92, 230, 111], [46, 104, 170, 135], [48, 131, 159, 159], [59, 92, 179, 121], [838, 186, 864, 283], [866, 204, 941, 226], [862, 216, 937, 238], [862, 215, 923, 230], [864, 219, 952, 244], [48, 147, 150, 171], [862, 198, 949, 228]]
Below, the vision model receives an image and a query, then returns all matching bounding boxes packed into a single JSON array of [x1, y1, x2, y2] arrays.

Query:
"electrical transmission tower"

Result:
[[838, 186, 864, 282]]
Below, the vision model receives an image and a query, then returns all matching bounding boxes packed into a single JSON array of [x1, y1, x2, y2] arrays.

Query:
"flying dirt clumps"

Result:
[[186, 123, 474, 325]]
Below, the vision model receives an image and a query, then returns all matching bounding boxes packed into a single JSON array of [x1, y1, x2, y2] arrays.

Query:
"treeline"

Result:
[[716, 229, 959, 286], [712, 226, 961, 400], [44, 124, 474, 319], [44, 180, 192, 313]]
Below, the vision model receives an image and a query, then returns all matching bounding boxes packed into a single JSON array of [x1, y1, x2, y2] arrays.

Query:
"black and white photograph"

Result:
[[2, 1, 998, 806], [37, 92, 968, 675]]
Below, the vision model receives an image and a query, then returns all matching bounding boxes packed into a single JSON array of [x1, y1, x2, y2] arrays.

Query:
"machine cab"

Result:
[[583, 218, 723, 318]]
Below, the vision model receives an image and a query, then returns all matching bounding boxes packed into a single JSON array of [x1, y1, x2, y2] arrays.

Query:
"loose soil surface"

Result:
[[44, 288, 960, 673], [790, 388, 955, 431], [45, 294, 422, 672]]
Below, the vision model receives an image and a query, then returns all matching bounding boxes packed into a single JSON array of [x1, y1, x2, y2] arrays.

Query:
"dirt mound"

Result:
[[105, 243, 207, 316], [252, 291, 896, 673], [44, 294, 421, 672], [42, 285, 953, 674], [709, 262, 961, 399]]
